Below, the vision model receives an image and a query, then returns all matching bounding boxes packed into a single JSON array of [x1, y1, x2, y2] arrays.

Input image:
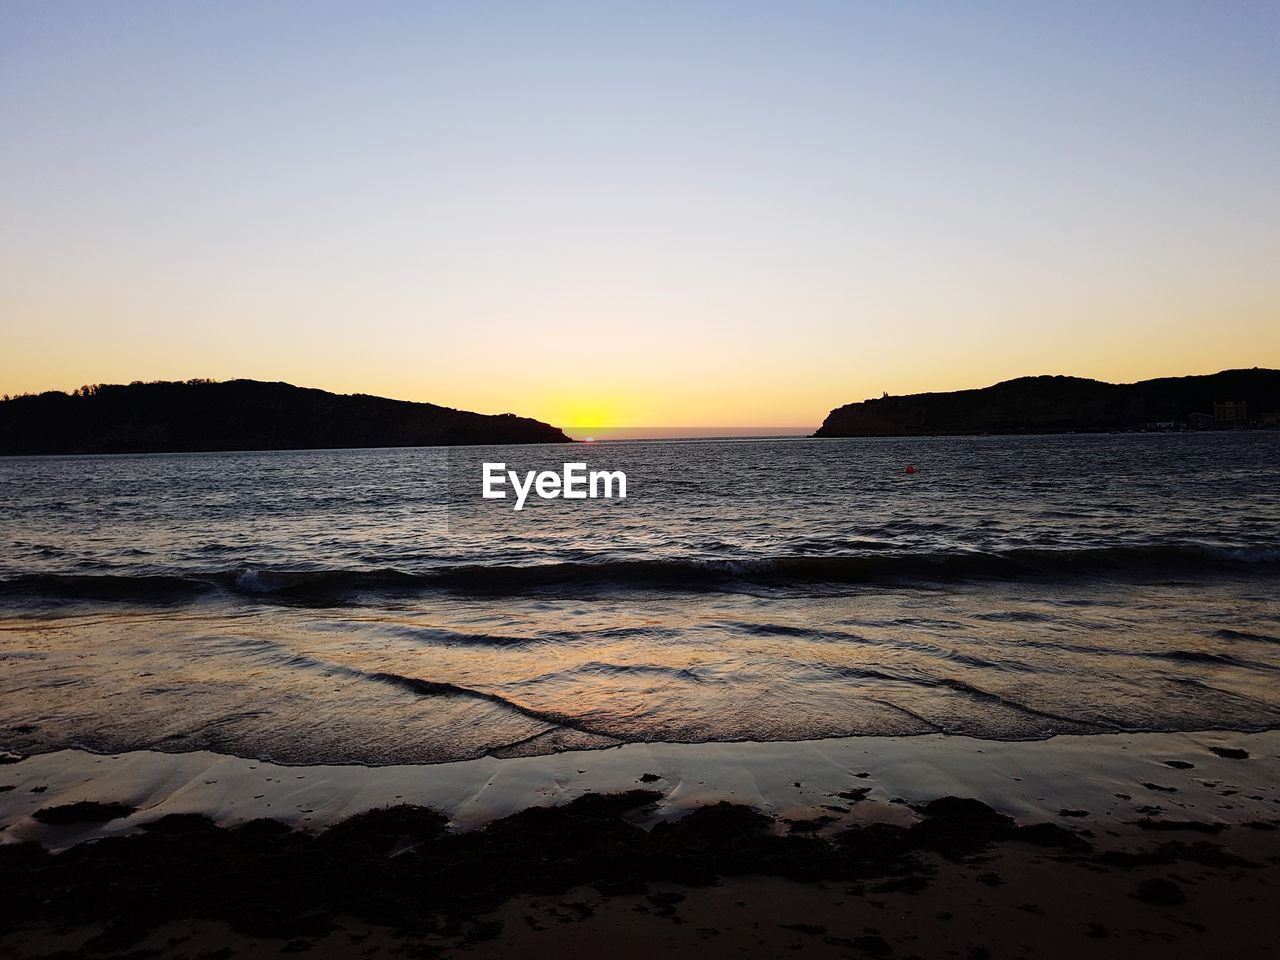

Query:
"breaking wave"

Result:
[[0, 542, 1275, 605]]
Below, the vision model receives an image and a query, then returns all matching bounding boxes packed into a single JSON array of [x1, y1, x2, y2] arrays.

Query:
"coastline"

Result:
[[5, 729, 1276, 850], [3, 729, 1279, 958]]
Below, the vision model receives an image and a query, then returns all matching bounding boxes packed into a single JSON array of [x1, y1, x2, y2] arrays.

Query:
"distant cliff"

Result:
[[814, 369, 1280, 437], [0, 379, 573, 454]]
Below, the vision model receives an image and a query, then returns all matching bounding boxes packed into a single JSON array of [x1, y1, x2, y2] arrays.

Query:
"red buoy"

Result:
[[904, 465, 916, 474]]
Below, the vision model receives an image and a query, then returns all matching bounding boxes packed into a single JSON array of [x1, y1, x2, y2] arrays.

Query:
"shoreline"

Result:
[[3, 728, 1279, 958], [4, 728, 1275, 850]]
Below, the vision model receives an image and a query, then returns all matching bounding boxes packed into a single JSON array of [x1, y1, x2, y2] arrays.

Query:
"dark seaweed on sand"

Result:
[[0, 792, 1091, 950], [31, 801, 136, 825]]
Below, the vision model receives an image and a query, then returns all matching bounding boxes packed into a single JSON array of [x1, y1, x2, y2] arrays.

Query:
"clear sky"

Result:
[[2, 1, 1278, 432]]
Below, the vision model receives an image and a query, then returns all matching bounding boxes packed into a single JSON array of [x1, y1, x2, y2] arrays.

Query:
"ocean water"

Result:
[[2, 433, 1278, 765]]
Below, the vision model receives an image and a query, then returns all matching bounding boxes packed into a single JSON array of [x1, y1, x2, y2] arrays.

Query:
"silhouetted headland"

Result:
[[814, 368, 1280, 437], [0, 379, 572, 455]]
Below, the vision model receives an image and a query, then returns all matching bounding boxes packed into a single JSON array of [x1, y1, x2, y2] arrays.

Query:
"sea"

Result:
[[2, 433, 1278, 766]]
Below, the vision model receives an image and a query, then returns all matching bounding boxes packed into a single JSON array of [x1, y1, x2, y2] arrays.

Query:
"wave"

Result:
[[347, 670, 618, 740], [0, 542, 1275, 604]]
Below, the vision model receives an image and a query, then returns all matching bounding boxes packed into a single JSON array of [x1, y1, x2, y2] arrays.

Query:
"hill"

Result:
[[814, 369, 1280, 437], [0, 379, 573, 454]]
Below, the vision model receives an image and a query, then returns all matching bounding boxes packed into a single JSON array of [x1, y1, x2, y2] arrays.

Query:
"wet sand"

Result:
[[4, 729, 1278, 847], [7, 852, 1280, 960], [2, 730, 1279, 958]]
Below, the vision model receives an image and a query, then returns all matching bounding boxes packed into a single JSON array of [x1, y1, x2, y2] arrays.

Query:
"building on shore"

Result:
[[1213, 400, 1248, 424]]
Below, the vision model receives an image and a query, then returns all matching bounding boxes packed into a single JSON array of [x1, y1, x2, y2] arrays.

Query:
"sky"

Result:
[[2, 1, 1278, 433]]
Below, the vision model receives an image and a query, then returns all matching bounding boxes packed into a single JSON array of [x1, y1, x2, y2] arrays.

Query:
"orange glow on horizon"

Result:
[[4, 4, 1278, 431]]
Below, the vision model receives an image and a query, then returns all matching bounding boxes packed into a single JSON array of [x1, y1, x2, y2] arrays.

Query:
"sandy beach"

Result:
[[4, 729, 1279, 957]]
